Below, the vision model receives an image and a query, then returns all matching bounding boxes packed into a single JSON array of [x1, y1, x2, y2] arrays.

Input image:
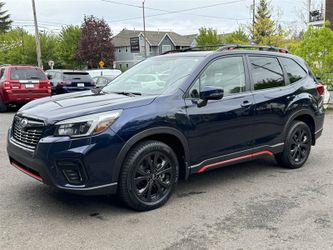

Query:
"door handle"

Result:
[[241, 100, 252, 107]]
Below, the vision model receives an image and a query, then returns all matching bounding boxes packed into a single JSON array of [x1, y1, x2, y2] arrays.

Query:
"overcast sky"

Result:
[[5, 0, 315, 36]]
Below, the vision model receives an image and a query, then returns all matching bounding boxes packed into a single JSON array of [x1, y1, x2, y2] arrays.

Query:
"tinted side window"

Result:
[[249, 57, 285, 90], [189, 57, 246, 98], [279, 57, 307, 84], [0, 68, 5, 80]]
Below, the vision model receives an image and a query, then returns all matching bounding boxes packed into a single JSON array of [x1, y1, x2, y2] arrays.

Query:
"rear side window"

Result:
[[10, 68, 46, 80], [279, 57, 307, 84], [63, 72, 92, 81], [249, 57, 285, 90], [0, 68, 5, 80]]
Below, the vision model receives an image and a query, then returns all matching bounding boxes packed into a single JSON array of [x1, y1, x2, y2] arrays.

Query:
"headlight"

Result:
[[54, 110, 122, 137]]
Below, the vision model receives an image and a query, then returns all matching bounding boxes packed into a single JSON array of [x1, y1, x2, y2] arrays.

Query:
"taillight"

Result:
[[3, 81, 11, 90], [316, 83, 325, 96], [278, 49, 288, 53]]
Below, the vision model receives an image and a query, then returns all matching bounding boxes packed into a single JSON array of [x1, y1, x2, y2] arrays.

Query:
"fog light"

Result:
[[57, 160, 87, 185]]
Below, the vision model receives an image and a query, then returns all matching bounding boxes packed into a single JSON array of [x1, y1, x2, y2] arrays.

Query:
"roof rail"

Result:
[[161, 44, 227, 55], [217, 44, 289, 53], [162, 44, 289, 55]]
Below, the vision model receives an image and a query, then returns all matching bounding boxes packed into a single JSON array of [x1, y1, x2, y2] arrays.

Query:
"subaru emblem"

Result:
[[20, 119, 28, 128]]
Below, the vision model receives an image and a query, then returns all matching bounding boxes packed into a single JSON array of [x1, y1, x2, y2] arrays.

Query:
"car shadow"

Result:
[[5, 105, 20, 113], [13, 156, 288, 218]]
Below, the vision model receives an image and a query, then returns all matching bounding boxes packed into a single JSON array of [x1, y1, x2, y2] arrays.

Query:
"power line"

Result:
[[101, 0, 245, 12], [102, 0, 250, 22], [15, 19, 69, 26]]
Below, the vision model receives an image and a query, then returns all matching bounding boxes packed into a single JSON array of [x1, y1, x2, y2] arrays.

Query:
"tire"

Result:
[[0, 100, 8, 112], [275, 121, 312, 169], [118, 140, 179, 211]]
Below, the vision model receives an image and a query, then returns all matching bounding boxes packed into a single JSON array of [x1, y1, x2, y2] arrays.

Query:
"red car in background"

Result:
[[0, 65, 51, 112]]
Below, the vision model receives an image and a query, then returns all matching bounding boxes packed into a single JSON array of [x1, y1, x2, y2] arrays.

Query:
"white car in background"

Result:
[[323, 85, 331, 109], [88, 69, 122, 79]]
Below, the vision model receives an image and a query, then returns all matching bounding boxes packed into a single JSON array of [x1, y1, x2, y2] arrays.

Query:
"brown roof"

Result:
[[112, 29, 196, 47]]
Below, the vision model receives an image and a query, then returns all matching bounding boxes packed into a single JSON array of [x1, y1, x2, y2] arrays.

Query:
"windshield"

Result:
[[102, 56, 203, 95], [10, 68, 46, 80]]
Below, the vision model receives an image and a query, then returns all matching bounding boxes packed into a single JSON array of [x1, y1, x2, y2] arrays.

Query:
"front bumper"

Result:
[[7, 128, 124, 195]]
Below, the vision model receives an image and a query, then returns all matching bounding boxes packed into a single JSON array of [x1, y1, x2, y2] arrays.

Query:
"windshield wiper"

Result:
[[92, 88, 105, 94], [112, 91, 142, 97]]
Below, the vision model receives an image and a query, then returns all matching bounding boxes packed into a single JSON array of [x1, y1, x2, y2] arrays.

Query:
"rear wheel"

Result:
[[275, 121, 312, 169], [0, 100, 8, 112], [118, 140, 179, 211]]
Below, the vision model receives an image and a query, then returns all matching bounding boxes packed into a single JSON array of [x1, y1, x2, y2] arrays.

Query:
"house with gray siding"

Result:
[[112, 29, 196, 70]]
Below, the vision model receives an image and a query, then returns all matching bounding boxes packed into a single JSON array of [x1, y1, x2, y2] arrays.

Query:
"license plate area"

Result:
[[25, 84, 34, 88], [77, 83, 85, 87]]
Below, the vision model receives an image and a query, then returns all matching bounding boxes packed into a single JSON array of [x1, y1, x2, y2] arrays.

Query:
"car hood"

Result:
[[18, 90, 156, 124]]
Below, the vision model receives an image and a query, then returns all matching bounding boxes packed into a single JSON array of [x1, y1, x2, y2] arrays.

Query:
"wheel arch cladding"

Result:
[[293, 114, 315, 145], [284, 110, 316, 145], [112, 127, 190, 183]]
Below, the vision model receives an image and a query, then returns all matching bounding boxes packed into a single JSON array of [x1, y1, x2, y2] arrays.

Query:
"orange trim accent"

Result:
[[198, 150, 273, 173], [11, 162, 43, 182]]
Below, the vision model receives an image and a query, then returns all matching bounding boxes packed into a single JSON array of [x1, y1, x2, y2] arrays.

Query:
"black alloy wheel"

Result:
[[275, 121, 312, 169], [118, 140, 179, 211], [133, 152, 173, 202], [289, 126, 311, 164]]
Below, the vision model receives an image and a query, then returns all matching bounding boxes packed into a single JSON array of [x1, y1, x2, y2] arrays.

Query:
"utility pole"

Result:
[[142, 0, 147, 58], [308, 0, 311, 25], [252, 0, 255, 42], [31, 0, 42, 68]]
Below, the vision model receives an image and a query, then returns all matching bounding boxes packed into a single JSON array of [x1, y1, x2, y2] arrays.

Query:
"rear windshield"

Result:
[[63, 72, 92, 81], [10, 68, 46, 80]]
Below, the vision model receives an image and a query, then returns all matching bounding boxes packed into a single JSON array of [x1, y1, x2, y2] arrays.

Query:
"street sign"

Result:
[[130, 37, 140, 53], [99, 60, 105, 69], [48, 60, 54, 69]]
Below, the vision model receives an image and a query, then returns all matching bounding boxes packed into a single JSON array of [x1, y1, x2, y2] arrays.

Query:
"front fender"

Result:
[[111, 127, 190, 183]]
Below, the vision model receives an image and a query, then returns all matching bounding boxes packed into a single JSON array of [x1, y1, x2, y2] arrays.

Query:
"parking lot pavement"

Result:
[[0, 110, 332, 250]]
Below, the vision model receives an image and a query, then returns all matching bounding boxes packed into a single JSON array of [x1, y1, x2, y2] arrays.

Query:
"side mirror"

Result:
[[197, 86, 224, 107]]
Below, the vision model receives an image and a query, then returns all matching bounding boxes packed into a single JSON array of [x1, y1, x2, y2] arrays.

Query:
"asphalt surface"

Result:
[[1, 109, 332, 250]]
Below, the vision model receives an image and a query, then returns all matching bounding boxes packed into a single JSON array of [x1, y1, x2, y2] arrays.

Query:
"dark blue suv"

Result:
[[45, 70, 95, 95], [7, 45, 325, 211]]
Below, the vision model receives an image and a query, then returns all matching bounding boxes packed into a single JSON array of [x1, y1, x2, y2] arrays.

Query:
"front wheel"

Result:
[[275, 121, 312, 169], [118, 140, 179, 211]]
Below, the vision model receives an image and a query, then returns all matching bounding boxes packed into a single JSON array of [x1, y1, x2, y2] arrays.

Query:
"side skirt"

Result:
[[189, 143, 284, 174]]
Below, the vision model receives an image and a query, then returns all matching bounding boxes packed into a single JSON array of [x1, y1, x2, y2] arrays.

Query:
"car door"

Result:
[[248, 55, 297, 147], [185, 55, 255, 168]]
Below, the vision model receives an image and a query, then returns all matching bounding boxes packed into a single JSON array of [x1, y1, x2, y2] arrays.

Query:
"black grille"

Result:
[[12, 116, 44, 150]]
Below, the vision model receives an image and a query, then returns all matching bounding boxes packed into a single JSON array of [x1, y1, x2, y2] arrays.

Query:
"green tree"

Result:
[[224, 27, 250, 45], [0, 28, 35, 64], [196, 27, 222, 47], [294, 23, 333, 85], [57, 25, 82, 68], [40, 32, 59, 69], [252, 0, 285, 46], [0, 1, 12, 33], [0, 28, 59, 68]]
